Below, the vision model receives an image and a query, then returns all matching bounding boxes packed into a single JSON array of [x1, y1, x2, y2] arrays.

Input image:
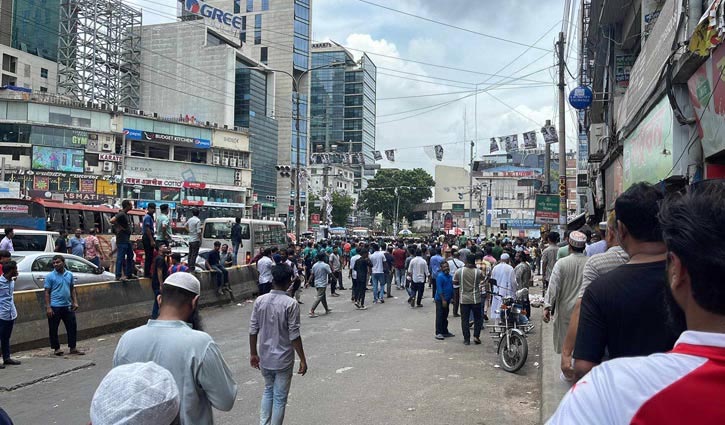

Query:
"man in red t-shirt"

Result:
[[343, 242, 352, 269], [392, 244, 407, 289]]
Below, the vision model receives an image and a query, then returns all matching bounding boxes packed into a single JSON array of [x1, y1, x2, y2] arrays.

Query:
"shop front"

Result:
[[688, 41, 725, 171]]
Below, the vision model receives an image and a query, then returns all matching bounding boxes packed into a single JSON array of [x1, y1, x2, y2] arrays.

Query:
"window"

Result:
[[32, 256, 54, 272], [254, 15, 262, 45], [207, 32, 225, 46], [262, 0, 269, 10], [240, 16, 247, 43], [148, 144, 169, 160], [1, 74, 16, 87], [39, 86, 47, 93], [40, 68, 48, 78], [234, 0, 241, 13], [65, 257, 95, 274], [247, 0, 254, 12], [2, 54, 17, 73], [260, 47, 268, 64]]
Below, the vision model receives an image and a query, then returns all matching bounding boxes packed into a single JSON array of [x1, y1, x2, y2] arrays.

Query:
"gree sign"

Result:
[[534, 194, 560, 224], [184, 0, 244, 31]]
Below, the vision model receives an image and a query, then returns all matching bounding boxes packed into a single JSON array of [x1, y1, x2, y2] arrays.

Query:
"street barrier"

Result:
[[11, 265, 260, 351]]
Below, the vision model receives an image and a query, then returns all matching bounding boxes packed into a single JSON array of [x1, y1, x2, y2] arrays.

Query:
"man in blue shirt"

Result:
[[44, 255, 83, 356], [142, 203, 156, 278], [429, 248, 444, 300], [434, 261, 455, 340], [68, 228, 85, 258], [0, 261, 20, 367], [231, 217, 243, 266]]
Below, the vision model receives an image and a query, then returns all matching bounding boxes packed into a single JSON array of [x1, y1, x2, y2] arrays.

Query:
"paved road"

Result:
[[0, 275, 543, 425]]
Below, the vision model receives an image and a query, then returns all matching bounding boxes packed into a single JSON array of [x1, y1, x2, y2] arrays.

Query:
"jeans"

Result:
[[460, 303, 483, 343], [335, 271, 344, 289], [385, 271, 393, 295], [352, 277, 367, 306], [142, 237, 154, 278], [259, 365, 294, 425], [211, 264, 229, 289], [115, 242, 135, 279], [188, 241, 201, 271], [435, 300, 450, 336], [394, 268, 406, 288], [232, 242, 241, 265], [0, 319, 14, 360], [371, 273, 385, 301], [48, 307, 77, 350], [151, 289, 160, 320], [412, 282, 425, 306], [311, 287, 328, 313], [88, 256, 100, 268], [259, 282, 272, 296]]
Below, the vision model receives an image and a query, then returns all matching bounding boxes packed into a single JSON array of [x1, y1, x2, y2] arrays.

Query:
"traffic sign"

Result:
[[535, 194, 560, 224], [569, 86, 593, 110]]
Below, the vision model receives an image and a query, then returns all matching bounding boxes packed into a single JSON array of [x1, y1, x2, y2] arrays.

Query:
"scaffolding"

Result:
[[57, 0, 142, 109]]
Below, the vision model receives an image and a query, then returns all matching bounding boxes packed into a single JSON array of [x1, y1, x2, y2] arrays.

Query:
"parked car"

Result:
[[168, 236, 210, 271], [10, 251, 116, 291], [0, 229, 59, 252]]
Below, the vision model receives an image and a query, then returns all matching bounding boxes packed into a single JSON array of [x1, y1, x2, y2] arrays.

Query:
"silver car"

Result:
[[10, 252, 117, 291]]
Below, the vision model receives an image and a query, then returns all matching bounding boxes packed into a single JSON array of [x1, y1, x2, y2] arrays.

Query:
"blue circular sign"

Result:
[[568, 86, 593, 110]]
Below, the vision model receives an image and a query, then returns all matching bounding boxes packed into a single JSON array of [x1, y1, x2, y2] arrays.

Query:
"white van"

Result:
[[201, 218, 288, 265]]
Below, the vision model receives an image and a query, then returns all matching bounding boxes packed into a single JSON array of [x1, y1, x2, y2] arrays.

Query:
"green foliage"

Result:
[[358, 168, 434, 225], [331, 192, 354, 227]]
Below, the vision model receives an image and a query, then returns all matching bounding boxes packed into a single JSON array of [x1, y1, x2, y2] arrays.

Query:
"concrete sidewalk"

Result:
[[0, 357, 95, 392], [539, 314, 572, 422]]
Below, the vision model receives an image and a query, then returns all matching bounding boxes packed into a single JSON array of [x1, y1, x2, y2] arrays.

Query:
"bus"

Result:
[[0, 198, 145, 258], [201, 218, 288, 265]]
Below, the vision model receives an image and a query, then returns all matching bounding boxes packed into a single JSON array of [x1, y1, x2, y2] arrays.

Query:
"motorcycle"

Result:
[[487, 288, 534, 373]]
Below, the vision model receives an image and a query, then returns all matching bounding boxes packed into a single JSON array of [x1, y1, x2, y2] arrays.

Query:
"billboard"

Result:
[[534, 194, 560, 224], [32, 146, 84, 173]]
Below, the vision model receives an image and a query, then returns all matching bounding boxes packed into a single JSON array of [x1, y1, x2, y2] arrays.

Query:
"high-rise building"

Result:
[[1, 0, 61, 62], [138, 21, 279, 216], [197, 0, 312, 225], [310, 41, 376, 190]]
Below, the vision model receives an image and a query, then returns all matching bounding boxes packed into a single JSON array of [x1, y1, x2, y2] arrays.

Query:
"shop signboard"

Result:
[[687, 41, 725, 159], [451, 203, 465, 212], [32, 146, 84, 173], [534, 194, 560, 224], [123, 128, 211, 149], [0, 182, 20, 199], [211, 129, 249, 151], [616, 0, 681, 132], [30, 126, 88, 148], [99, 153, 122, 162], [125, 157, 234, 186], [80, 179, 96, 193], [622, 97, 673, 189]]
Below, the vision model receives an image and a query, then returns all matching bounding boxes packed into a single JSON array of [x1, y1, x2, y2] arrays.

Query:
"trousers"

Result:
[[460, 303, 483, 342], [48, 307, 77, 350], [259, 366, 294, 425], [311, 287, 328, 312]]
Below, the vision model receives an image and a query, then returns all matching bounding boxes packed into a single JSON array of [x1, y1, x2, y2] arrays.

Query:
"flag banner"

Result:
[[434, 145, 444, 161], [373, 151, 383, 161], [423, 146, 436, 161], [542, 125, 558, 144], [358, 152, 366, 165], [385, 149, 395, 161], [504, 134, 519, 152], [490, 137, 499, 153], [523, 130, 538, 149]]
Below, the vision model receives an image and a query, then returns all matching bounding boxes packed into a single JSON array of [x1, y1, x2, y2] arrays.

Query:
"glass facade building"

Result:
[[311, 43, 376, 189], [235, 60, 279, 208], [10, 0, 60, 61]]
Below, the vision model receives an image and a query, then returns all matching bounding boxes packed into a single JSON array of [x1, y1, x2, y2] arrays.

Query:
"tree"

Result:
[[331, 192, 354, 227], [358, 168, 434, 227]]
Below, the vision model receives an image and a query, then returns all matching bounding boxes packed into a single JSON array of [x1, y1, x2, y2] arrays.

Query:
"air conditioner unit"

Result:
[[102, 161, 115, 172], [101, 142, 113, 152], [235, 171, 243, 181], [230, 158, 238, 167], [205, 121, 211, 126], [222, 157, 229, 166], [85, 166, 93, 173], [223, 124, 229, 129], [213, 156, 221, 165], [589, 123, 608, 156], [213, 122, 218, 128]]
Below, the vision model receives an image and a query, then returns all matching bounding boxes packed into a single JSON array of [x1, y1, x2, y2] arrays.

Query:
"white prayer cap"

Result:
[[501, 253, 510, 261], [90, 362, 180, 425], [163, 271, 201, 295]]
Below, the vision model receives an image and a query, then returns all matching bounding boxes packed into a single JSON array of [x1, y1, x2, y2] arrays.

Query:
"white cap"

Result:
[[90, 362, 180, 425], [163, 272, 200, 295], [501, 253, 510, 261]]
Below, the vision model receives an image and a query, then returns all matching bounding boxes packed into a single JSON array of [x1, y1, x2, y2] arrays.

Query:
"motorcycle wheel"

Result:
[[499, 332, 528, 373]]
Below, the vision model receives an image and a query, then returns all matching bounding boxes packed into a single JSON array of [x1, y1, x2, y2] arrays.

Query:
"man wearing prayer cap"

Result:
[[112, 273, 237, 424], [90, 362, 180, 425], [544, 230, 589, 357], [490, 252, 517, 322]]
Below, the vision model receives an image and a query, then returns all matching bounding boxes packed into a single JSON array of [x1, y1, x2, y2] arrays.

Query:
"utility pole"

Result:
[[557, 31, 567, 228], [544, 119, 551, 194], [468, 140, 474, 235]]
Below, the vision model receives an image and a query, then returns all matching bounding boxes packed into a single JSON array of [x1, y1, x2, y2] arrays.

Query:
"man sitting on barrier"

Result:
[[206, 241, 230, 296]]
